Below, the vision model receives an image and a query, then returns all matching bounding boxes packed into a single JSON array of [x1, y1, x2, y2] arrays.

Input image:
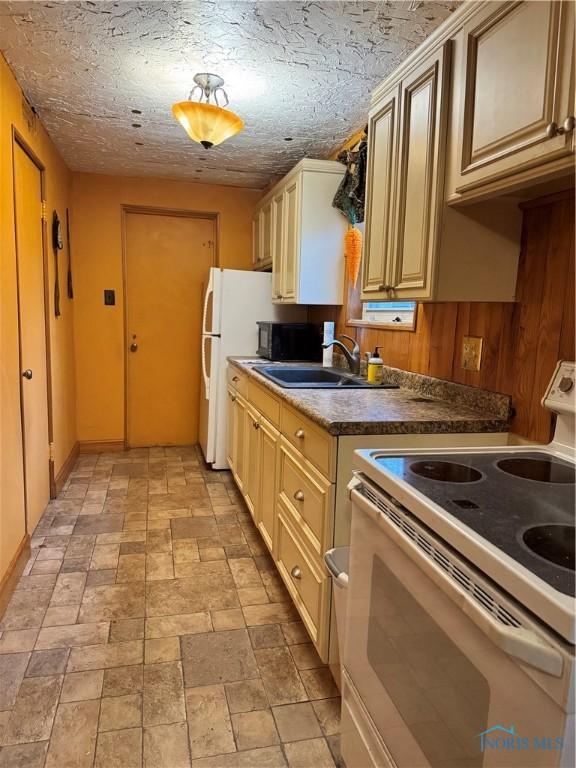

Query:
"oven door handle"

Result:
[[460, 596, 563, 678], [351, 487, 564, 679]]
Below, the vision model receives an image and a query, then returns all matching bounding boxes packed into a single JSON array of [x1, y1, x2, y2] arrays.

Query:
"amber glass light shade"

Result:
[[172, 101, 244, 149]]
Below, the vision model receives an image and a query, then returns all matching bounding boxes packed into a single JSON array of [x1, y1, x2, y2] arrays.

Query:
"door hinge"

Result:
[[41, 200, 48, 222], [49, 442, 55, 461]]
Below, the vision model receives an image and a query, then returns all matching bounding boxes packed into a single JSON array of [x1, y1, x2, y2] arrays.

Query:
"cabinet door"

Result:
[[271, 191, 284, 300], [362, 87, 399, 298], [226, 388, 236, 472], [252, 213, 261, 269], [243, 406, 261, 520], [456, 0, 575, 194], [257, 417, 279, 554], [390, 43, 451, 300], [260, 201, 273, 268], [281, 178, 300, 301], [233, 395, 247, 492]]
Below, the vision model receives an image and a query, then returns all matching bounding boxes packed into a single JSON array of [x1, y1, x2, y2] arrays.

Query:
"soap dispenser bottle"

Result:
[[367, 347, 384, 384]]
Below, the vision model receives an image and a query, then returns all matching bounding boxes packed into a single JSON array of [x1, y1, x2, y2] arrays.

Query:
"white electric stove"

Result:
[[342, 361, 576, 768]]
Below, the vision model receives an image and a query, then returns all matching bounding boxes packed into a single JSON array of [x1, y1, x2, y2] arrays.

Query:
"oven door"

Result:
[[344, 477, 573, 768]]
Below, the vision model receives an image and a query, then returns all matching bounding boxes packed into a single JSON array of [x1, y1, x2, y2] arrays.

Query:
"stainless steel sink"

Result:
[[253, 366, 399, 390]]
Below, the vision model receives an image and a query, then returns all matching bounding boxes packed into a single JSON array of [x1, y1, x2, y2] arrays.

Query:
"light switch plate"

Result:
[[462, 336, 483, 371]]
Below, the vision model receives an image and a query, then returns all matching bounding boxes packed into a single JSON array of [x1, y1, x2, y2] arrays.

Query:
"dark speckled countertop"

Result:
[[228, 357, 511, 437]]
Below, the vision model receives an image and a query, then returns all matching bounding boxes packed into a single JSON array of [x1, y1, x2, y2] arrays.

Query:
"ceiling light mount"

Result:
[[172, 72, 244, 150], [189, 73, 228, 107]]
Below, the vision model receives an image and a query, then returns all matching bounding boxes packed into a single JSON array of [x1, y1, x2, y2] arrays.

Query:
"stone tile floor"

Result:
[[0, 446, 342, 767]]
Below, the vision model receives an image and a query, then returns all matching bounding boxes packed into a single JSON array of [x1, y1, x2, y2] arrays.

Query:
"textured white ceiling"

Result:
[[0, 1, 458, 188]]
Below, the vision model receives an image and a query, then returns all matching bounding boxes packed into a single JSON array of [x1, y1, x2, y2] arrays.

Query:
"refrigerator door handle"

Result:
[[202, 274, 213, 336], [202, 335, 211, 399]]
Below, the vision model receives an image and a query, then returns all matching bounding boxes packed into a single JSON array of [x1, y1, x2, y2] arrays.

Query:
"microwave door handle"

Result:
[[351, 487, 564, 679]]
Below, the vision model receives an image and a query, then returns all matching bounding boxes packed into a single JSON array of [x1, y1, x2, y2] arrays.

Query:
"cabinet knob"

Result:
[[253, 421, 260, 430], [546, 118, 575, 138], [293, 490, 305, 502], [22, 369, 33, 380], [290, 566, 302, 580], [231, 395, 237, 402], [294, 429, 305, 439], [232, 376, 239, 382]]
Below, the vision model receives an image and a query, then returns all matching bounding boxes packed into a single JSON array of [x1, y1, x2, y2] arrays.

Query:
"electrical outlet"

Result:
[[462, 336, 483, 371]]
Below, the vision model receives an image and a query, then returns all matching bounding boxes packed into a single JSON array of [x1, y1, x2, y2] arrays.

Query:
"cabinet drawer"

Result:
[[278, 439, 332, 553], [247, 380, 281, 428], [281, 405, 335, 480], [227, 365, 248, 397], [275, 501, 329, 656]]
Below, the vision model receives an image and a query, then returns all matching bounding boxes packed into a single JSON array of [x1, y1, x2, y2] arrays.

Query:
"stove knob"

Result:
[[558, 376, 574, 393]]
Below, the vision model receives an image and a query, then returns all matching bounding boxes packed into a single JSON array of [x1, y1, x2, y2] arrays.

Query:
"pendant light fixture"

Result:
[[172, 73, 244, 149]]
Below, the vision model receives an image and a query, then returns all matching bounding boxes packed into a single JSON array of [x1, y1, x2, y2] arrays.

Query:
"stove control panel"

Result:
[[543, 360, 576, 415]]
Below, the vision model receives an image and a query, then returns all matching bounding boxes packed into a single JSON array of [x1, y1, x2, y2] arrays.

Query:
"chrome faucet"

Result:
[[322, 334, 361, 376]]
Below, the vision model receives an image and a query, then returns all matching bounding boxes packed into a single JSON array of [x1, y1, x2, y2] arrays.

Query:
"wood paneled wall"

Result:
[[310, 193, 575, 443]]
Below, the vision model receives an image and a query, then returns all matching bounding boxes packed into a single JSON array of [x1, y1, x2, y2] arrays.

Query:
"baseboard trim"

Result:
[[79, 439, 126, 454], [0, 534, 30, 619], [55, 441, 80, 494]]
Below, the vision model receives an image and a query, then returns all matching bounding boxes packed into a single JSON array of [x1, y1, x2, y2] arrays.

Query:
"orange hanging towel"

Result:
[[344, 226, 362, 288]]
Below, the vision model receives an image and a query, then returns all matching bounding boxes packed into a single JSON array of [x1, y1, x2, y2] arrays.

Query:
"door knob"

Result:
[[130, 342, 138, 353], [22, 369, 33, 380]]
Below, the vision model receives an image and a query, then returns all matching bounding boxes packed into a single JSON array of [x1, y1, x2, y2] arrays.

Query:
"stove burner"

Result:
[[409, 461, 483, 483], [522, 525, 575, 571], [497, 458, 575, 484]]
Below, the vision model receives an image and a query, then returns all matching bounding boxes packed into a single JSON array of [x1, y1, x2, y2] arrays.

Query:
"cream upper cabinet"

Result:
[[254, 159, 347, 305], [360, 0, 576, 302], [253, 202, 272, 271], [279, 177, 299, 301], [390, 45, 449, 299], [450, 0, 575, 200], [362, 87, 399, 296], [271, 190, 284, 298], [362, 44, 452, 302], [251, 213, 261, 270]]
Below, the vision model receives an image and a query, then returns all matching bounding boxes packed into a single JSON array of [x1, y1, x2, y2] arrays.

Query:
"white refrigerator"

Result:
[[199, 268, 305, 469]]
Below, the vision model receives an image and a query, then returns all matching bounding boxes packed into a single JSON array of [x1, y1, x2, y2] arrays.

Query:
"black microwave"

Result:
[[257, 322, 323, 362]]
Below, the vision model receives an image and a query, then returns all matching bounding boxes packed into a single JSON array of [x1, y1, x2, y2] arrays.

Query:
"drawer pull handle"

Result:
[[290, 566, 302, 580], [294, 490, 305, 502], [294, 429, 305, 439], [232, 376, 240, 382]]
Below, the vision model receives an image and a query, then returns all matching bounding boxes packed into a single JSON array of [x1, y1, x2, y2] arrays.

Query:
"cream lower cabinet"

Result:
[[227, 372, 334, 660], [226, 387, 246, 492]]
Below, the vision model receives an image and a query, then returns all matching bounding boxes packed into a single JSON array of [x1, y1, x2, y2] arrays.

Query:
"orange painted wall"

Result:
[[0, 54, 76, 579], [71, 172, 261, 444]]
